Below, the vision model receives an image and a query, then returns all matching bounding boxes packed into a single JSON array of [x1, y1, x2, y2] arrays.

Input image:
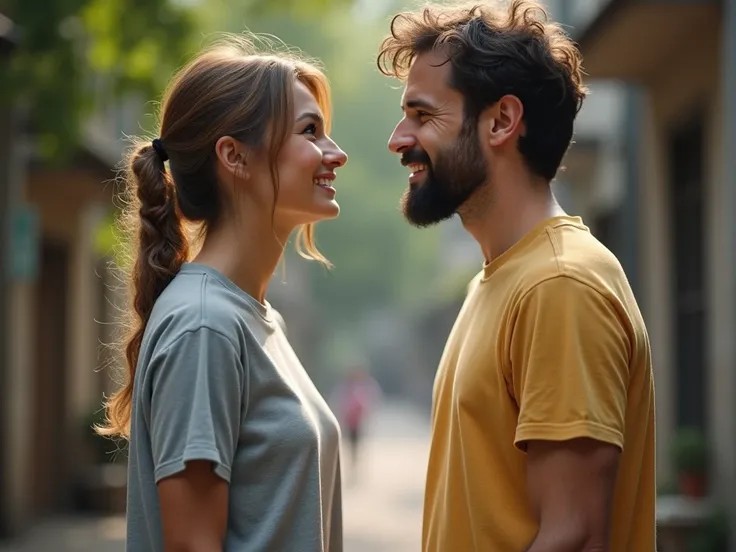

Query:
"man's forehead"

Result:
[[403, 50, 453, 104], [409, 50, 452, 82]]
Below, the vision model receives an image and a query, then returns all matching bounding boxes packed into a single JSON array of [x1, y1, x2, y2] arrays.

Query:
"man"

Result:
[[377, 2, 655, 551]]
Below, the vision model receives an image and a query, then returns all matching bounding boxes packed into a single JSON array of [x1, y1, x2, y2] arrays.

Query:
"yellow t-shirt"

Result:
[[423, 216, 656, 552]]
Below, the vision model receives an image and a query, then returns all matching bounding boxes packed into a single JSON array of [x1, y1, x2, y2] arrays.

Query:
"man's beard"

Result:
[[400, 121, 488, 228]]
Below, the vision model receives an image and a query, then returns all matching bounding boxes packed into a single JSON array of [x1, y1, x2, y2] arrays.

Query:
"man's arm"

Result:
[[508, 276, 632, 552], [524, 438, 620, 552]]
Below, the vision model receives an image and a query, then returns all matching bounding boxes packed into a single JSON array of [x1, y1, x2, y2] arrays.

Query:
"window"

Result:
[[669, 114, 707, 430]]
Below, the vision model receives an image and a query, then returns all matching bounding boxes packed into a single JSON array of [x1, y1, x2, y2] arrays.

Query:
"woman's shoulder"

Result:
[[143, 270, 248, 354]]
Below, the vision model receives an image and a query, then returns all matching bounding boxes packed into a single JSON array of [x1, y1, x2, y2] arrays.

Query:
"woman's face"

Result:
[[268, 80, 348, 231]]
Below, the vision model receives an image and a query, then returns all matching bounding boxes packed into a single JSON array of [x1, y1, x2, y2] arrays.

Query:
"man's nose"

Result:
[[388, 121, 416, 154]]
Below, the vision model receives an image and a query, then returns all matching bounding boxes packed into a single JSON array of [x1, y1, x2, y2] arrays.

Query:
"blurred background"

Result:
[[0, 0, 734, 550]]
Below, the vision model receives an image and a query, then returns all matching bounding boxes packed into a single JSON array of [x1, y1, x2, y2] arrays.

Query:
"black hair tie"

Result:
[[151, 138, 169, 163]]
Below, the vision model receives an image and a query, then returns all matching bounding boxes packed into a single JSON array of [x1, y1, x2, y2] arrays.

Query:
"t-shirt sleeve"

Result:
[[510, 276, 630, 452], [146, 326, 245, 483]]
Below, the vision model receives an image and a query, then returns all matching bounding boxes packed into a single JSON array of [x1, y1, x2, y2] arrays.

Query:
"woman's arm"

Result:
[[158, 460, 229, 552]]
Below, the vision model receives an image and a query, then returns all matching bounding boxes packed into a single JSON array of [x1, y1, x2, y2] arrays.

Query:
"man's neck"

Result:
[[460, 177, 566, 264]]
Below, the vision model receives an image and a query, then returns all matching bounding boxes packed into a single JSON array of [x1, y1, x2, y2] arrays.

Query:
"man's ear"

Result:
[[215, 136, 250, 181], [485, 94, 525, 148]]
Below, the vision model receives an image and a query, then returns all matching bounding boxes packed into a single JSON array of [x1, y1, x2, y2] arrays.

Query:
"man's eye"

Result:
[[417, 111, 429, 118]]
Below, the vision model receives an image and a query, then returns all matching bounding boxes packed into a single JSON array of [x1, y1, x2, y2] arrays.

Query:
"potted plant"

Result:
[[670, 427, 709, 498], [686, 506, 730, 552], [656, 479, 678, 497]]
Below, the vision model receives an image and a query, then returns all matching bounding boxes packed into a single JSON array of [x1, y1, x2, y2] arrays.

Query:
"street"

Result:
[[342, 401, 429, 551], [0, 401, 430, 552]]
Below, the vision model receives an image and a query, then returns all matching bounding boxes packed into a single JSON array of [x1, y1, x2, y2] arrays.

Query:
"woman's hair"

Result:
[[99, 34, 333, 439]]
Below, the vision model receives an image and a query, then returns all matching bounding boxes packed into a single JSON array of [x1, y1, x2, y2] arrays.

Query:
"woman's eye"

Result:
[[303, 123, 317, 135]]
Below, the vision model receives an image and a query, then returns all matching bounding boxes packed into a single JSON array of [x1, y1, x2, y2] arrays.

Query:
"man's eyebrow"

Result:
[[296, 111, 324, 123], [401, 98, 437, 111]]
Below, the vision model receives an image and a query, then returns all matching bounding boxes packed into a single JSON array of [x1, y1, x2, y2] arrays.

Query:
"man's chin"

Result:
[[408, 179, 424, 192], [402, 187, 459, 227], [402, 203, 455, 228]]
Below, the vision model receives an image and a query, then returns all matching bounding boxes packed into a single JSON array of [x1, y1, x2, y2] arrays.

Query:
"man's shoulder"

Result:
[[507, 222, 646, 343], [510, 220, 630, 299]]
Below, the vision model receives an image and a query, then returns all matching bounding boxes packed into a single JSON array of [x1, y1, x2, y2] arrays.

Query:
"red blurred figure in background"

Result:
[[331, 367, 382, 478]]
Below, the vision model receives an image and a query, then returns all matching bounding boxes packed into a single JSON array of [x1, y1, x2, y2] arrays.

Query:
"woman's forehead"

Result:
[[295, 80, 322, 109]]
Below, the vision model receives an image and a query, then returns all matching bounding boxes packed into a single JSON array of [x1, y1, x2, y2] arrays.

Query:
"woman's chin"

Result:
[[293, 203, 340, 226], [276, 200, 340, 228], [311, 200, 340, 221]]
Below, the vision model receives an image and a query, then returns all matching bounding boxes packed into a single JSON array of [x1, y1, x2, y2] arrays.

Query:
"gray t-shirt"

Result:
[[125, 262, 342, 552]]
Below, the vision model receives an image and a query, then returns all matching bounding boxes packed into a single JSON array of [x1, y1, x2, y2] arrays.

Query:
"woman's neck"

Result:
[[193, 216, 289, 304]]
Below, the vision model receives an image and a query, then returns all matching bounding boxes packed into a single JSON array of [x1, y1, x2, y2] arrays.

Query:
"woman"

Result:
[[98, 35, 348, 552]]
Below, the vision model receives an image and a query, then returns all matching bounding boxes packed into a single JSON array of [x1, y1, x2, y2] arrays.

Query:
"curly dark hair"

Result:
[[377, 1, 587, 181]]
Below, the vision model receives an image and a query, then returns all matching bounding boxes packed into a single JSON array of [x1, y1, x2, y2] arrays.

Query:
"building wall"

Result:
[[635, 17, 736, 506], [550, 0, 632, 243], [3, 166, 113, 533]]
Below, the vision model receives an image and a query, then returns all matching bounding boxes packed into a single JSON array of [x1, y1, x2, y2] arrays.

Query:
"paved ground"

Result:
[[0, 401, 430, 552], [342, 401, 430, 551]]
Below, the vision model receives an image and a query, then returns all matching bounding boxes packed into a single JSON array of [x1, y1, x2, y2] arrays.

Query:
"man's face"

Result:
[[388, 50, 488, 227]]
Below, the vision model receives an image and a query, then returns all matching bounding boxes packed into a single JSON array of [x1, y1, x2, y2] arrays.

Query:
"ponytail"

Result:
[[97, 141, 189, 439], [97, 39, 339, 438]]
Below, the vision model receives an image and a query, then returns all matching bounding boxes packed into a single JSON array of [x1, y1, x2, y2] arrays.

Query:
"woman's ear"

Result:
[[215, 136, 250, 181]]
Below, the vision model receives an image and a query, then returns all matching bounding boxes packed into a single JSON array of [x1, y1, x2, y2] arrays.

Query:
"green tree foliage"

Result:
[[0, 0, 348, 160], [0, 0, 195, 159], [86, 0, 459, 385], [198, 4, 449, 373]]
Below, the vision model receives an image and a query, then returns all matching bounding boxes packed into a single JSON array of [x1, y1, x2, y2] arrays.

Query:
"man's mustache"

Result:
[[401, 149, 431, 167]]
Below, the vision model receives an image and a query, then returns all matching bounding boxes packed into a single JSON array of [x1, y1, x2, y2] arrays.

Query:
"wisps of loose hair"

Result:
[[98, 34, 333, 439]]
